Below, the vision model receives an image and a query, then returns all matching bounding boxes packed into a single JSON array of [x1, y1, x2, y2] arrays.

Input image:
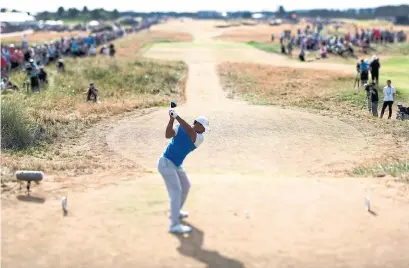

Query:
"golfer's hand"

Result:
[[169, 109, 178, 119]]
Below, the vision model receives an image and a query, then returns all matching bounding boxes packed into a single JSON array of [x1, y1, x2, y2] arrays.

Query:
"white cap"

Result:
[[195, 116, 209, 132], [372, 55, 378, 60]]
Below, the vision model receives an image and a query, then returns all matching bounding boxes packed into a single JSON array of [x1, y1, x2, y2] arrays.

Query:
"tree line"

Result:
[[2, 4, 408, 22], [291, 5, 409, 19], [36, 7, 120, 21]]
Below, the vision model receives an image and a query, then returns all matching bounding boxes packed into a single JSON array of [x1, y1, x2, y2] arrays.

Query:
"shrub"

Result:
[[1, 98, 47, 150]]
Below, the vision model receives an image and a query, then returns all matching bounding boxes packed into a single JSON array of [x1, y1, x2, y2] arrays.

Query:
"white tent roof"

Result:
[[44, 20, 64, 26], [0, 12, 36, 23], [252, 13, 264, 19], [88, 20, 100, 27]]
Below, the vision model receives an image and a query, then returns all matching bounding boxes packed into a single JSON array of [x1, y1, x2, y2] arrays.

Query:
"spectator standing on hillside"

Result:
[[9, 45, 19, 70], [364, 83, 373, 112], [380, 80, 396, 119], [57, 58, 65, 72], [279, 33, 285, 45], [100, 44, 108, 55], [22, 34, 29, 50], [27, 59, 40, 92], [370, 55, 380, 85], [320, 45, 327, 58], [2, 46, 10, 70], [287, 41, 293, 57], [38, 66, 48, 84], [86, 82, 99, 103], [299, 49, 305, 62], [72, 39, 79, 57], [23, 49, 31, 63], [281, 43, 286, 54], [359, 59, 369, 86], [369, 83, 379, 117], [374, 29, 381, 43], [1, 54, 7, 72], [109, 44, 116, 57], [89, 45, 97, 56]]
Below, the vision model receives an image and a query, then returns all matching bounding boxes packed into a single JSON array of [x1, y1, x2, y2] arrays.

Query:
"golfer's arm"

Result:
[[175, 116, 196, 142], [165, 118, 175, 139]]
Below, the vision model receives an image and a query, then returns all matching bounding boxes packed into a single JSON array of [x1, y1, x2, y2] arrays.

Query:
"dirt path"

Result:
[[109, 20, 371, 176], [2, 20, 409, 268]]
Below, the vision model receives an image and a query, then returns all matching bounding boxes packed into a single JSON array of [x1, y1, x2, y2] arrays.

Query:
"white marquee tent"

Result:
[[0, 12, 36, 25]]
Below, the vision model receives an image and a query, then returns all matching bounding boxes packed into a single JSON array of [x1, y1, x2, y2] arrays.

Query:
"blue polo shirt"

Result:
[[163, 125, 204, 167], [360, 61, 369, 71]]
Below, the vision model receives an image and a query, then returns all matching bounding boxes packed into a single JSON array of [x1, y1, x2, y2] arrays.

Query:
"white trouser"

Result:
[[158, 157, 190, 226]]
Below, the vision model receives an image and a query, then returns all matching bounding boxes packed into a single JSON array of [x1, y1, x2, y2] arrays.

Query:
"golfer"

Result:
[[158, 109, 209, 234]]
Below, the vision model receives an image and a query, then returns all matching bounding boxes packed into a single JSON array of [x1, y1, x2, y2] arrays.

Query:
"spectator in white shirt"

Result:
[[380, 80, 396, 119]]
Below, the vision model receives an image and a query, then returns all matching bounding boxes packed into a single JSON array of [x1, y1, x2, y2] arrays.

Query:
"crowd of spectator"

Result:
[[278, 24, 407, 60], [1, 17, 162, 72], [1, 28, 125, 72], [1, 18, 162, 94], [357, 56, 408, 120]]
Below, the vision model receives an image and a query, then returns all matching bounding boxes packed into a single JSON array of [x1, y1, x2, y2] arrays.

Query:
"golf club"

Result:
[[170, 100, 177, 109]]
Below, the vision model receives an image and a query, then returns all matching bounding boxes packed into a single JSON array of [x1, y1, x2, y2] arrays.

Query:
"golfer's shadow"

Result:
[[172, 222, 245, 268]]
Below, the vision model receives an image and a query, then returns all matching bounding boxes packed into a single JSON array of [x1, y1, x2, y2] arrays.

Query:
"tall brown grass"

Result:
[[2, 31, 190, 151]]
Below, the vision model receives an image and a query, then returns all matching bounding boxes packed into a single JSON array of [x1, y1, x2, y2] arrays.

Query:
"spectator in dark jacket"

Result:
[[27, 59, 40, 92], [299, 49, 305, 62], [100, 45, 107, 55], [38, 66, 48, 84], [370, 55, 380, 85], [86, 82, 98, 103], [364, 83, 373, 112], [369, 82, 379, 117], [109, 44, 116, 57], [56, 58, 65, 72]]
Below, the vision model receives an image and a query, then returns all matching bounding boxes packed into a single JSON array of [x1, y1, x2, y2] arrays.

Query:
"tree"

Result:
[[67, 8, 80, 18], [83, 6, 89, 13], [37, 11, 52, 20], [241, 11, 252, 19], [57, 7, 65, 18], [90, 9, 101, 20], [112, 9, 120, 19], [278, 5, 286, 16]]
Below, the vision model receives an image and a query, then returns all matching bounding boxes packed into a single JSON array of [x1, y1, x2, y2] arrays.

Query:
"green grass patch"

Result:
[[62, 19, 87, 25], [142, 40, 172, 47], [246, 41, 281, 54], [354, 160, 409, 180], [372, 43, 409, 56], [334, 18, 393, 27], [380, 56, 409, 97], [336, 90, 366, 108]]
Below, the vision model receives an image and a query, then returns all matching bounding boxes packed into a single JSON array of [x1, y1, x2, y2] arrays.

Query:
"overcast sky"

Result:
[[4, 0, 408, 13]]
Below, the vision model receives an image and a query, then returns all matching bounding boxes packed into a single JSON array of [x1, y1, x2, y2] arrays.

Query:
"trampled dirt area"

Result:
[[215, 22, 306, 42], [2, 20, 409, 268], [216, 18, 409, 43], [116, 29, 193, 58]]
